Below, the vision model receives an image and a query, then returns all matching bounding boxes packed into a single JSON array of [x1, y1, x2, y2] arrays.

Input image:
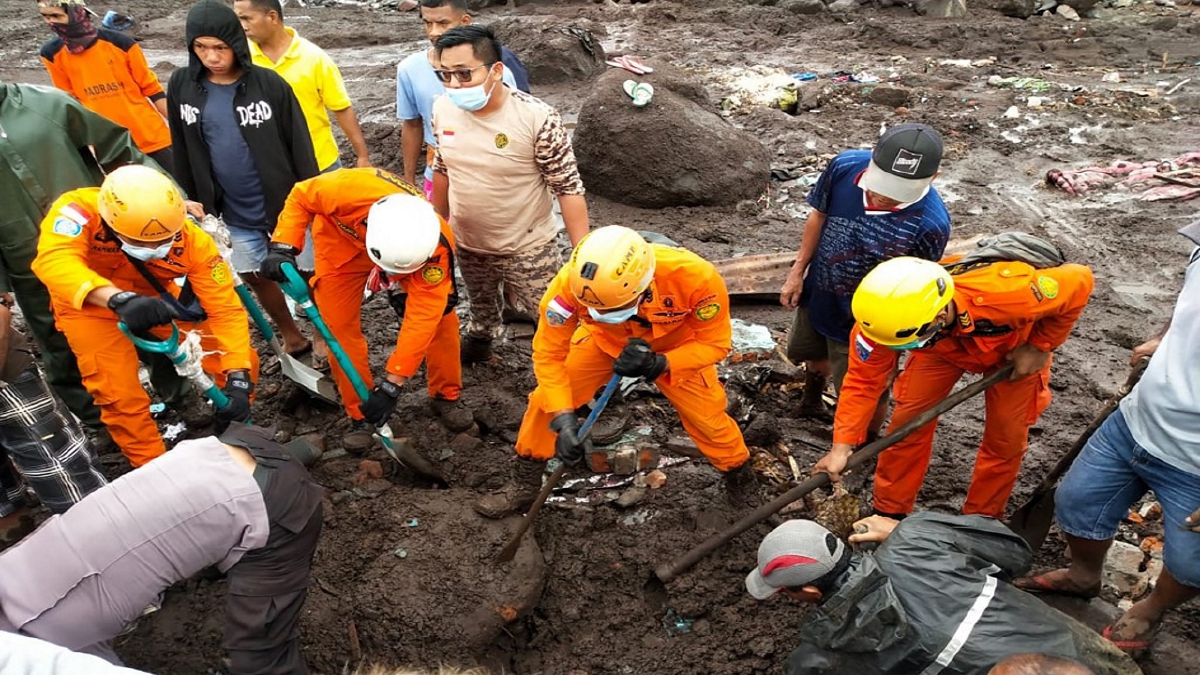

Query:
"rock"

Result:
[[1102, 540, 1147, 597], [665, 435, 704, 458], [492, 18, 606, 86], [615, 487, 648, 508], [864, 85, 911, 108], [353, 478, 393, 499], [449, 432, 483, 455], [1139, 502, 1162, 520], [826, 0, 859, 11], [780, 0, 827, 12], [1055, 3, 1081, 18], [1145, 556, 1165, 588], [354, 459, 385, 485], [981, 0, 1038, 17], [643, 470, 668, 489], [915, 0, 968, 16], [574, 63, 770, 208]]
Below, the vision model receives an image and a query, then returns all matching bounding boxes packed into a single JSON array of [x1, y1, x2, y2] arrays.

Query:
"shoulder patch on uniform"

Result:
[[1036, 276, 1059, 299], [695, 302, 721, 322], [59, 202, 91, 226], [211, 261, 231, 285], [52, 217, 83, 237], [546, 294, 576, 326], [494, 133, 509, 149], [421, 266, 445, 284], [855, 333, 876, 362]]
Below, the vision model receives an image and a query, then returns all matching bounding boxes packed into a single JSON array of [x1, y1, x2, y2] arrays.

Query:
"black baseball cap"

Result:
[[860, 123, 944, 203]]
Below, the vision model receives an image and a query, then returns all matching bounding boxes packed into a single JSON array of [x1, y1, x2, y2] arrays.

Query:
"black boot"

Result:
[[723, 461, 761, 508], [461, 335, 494, 365], [474, 457, 545, 519], [796, 371, 832, 421]]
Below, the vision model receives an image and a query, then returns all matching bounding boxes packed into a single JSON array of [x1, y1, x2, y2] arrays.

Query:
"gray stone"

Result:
[[492, 18, 606, 86], [574, 63, 770, 208], [615, 487, 648, 508], [916, 0, 969, 16], [1102, 540, 1147, 597], [780, 0, 827, 13], [827, 0, 859, 11], [864, 85, 912, 108]]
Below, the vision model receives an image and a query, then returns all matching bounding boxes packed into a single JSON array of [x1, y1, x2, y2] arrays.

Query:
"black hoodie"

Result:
[[166, 0, 318, 232]]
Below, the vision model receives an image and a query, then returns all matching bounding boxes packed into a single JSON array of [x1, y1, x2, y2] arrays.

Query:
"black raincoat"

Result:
[[786, 513, 1141, 675]]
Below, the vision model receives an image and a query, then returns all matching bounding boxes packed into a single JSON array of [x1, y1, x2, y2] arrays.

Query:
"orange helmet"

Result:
[[568, 226, 655, 309], [98, 165, 186, 241]]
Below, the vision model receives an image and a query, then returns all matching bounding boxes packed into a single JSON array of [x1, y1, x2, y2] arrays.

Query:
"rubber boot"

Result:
[[723, 461, 761, 508], [430, 398, 475, 433], [461, 335, 494, 365], [796, 371, 832, 421], [474, 457, 545, 519]]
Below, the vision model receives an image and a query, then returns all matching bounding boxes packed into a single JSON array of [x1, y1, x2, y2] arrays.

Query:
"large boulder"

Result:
[[573, 62, 771, 208], [492, 18, 606, 86]]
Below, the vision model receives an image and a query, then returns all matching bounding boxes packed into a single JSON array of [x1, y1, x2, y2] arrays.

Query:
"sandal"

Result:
[[622, 80, 654, 107], [1102, 620, 1161, 657], [286, 341, 313, 359], [1012, 571, 1101, 599], [622, 55, 654, 74]]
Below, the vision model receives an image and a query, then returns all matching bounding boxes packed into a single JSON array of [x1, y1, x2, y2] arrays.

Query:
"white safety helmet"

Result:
[[365, 193, 442, 275]]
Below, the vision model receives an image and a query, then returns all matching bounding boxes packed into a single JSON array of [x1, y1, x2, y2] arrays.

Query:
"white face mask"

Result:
[[588, 305, 639, 324], [121, 241, 172, 261]]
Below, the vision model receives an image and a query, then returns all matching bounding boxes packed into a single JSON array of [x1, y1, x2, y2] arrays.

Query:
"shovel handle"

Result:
[[119, 322, 231, 410], [498, 374, 622, 563], [653, 364, 1014, 584]]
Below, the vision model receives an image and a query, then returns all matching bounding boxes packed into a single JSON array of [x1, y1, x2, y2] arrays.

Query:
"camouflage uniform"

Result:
[[457, 239, 563, 339]]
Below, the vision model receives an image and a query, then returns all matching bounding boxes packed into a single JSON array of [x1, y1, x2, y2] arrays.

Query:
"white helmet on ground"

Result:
[[365, 193, 442, 275]]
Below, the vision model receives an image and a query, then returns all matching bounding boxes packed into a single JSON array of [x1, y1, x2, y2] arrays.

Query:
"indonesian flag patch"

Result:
[[545, 294, 576, 326], [854, 333, 876, 362]]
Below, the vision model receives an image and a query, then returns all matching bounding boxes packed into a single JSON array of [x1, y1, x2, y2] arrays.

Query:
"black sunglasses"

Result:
[[433, 63, 496, 84]]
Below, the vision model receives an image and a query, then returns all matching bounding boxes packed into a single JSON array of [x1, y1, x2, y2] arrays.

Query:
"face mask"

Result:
[[888, 319, 945, 352], [446, 75, 498, 112], [122, 241, 173, 261], [589, 305, 639, 325]]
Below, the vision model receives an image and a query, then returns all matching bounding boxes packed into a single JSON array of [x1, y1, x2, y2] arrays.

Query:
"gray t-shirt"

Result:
[[0, 436, 269, 651], [1121, 248, 1200, 477]]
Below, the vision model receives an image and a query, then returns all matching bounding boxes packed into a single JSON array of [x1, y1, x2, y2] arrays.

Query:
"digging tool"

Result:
[[498, 373, 622, 563], [194, 215, 338, 404], [277, 263, 447, 486], [653, 364, 1014, 584], [121, 321, 231, 411], [1008, 358, 1149, 549]]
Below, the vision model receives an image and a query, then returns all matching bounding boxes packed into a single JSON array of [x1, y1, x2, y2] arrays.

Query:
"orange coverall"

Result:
[[272, 168, 461, 419], [517, 245, 749, 472], [32, 189, 258, 467], [835, 260, 1095, 518]]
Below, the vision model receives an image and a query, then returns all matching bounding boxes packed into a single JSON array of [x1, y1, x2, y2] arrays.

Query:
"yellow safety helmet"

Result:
[[98, 165, 186, 242], [568, 226, 656, 309], [852, 257, 955, 347]]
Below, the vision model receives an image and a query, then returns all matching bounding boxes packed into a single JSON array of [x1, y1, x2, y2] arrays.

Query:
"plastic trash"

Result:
[[393, 548, 408, 559], [729, 318, 776, 363], [404, 518, 419, 528], [988, 76, 1057, 93], [791, 72, 818, 81]]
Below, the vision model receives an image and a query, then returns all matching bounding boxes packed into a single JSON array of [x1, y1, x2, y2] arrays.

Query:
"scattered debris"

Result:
[[1046, 152, 1200, 200], [729, 319, 776, 363], [642, 470, 668, 489], [393, 547, 408, 559], [1103, 540, 1148, 598], [662, 608, 695, 635], [615, 487, 648, 508], [988, 76, 1058, 93]]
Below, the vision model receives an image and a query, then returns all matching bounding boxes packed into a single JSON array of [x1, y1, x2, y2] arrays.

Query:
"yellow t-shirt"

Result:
[[250, 28, 352, 170]]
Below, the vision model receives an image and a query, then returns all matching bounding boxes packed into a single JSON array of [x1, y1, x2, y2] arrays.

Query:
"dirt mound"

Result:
[[573, 61, 771, 208], [493, 17, 607, 85]]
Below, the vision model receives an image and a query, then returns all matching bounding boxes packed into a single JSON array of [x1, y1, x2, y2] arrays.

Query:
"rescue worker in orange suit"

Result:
[[260, 168, 473, 448], [812, 256, 1094, 519], [32, 165, 258, 467], [475, 226, 758, 518]]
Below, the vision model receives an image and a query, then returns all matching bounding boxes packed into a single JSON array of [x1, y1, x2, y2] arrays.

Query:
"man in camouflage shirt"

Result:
[[429, 25, 589, 364]]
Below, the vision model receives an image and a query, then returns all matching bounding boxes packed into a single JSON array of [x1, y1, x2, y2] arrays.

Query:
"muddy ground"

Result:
[[3, 0, 1200, 673]]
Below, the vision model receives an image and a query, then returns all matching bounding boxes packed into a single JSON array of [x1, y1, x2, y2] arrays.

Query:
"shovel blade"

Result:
[[1007, 487, 1058, 550], [276, 352, 339, 404]]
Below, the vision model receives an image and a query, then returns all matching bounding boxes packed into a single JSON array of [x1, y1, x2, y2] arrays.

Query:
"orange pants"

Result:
[[312, 269, 461, 419], [875, 352, 1052, 519], [56, 313, 260, 468], [516, 331, 749, 471]]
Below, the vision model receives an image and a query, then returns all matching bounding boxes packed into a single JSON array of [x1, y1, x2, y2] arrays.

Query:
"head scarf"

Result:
[[40, 1, 99, 54]]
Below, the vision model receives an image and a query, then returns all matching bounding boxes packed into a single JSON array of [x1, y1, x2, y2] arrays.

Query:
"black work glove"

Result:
[[260, 244, 300, 282], [108, 291, 174, 334], [613, 338, 668, 381], [360, 379, 402, 427], [550, 413, 592, 466], [215, 371, 253, 431]]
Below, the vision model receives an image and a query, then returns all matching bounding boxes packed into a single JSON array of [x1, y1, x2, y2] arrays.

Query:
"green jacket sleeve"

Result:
[[60, 94, 160, 175]]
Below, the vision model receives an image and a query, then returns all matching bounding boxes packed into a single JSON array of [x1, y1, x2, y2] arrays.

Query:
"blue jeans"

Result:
[[1056, 408, 1200, 588], [228, 225, 315, 274]]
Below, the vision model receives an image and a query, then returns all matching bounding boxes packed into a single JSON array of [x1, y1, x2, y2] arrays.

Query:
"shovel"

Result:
[[498, 373, 622, 563], [121, 321, 231, 412], [277, 263, 448, 486], [654, 364, 1013, 584], [1007, 358, 1150, 550], [193, 215, 338, 404]]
